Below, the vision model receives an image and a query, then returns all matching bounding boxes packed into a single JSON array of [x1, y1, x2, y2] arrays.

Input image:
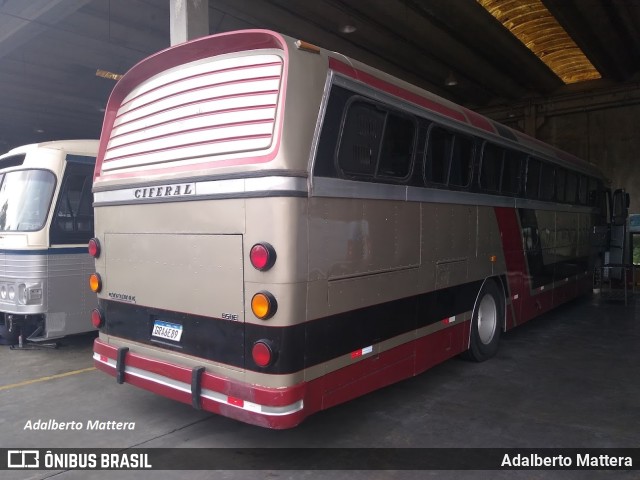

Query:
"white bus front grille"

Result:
[[102, 54, 284, 173]]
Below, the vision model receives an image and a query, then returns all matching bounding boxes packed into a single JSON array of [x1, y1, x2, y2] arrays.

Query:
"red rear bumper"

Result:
[[93, 338, 311, 429]]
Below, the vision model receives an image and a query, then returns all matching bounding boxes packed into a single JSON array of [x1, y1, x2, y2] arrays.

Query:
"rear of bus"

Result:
[[0, 140, 98, 344], [91, 31, 325, 428]]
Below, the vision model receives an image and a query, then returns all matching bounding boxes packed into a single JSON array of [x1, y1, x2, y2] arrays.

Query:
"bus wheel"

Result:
[[462, 279, 503, 362]]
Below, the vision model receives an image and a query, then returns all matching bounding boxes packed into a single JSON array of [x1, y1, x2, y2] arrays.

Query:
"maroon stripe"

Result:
[[493, 207, 527, 326], [329, 57, 466, 123], [461, 107, 497, 134]]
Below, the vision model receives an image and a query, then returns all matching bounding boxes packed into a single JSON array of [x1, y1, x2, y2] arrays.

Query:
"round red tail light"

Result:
[[249, 243, 276, 271], [91, 309, 104, 328], [88, 238, 101, 258], [252, 340, 274, 367]]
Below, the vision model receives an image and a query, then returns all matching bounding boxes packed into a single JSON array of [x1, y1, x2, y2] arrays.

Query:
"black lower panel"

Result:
[[100, 280, 482, 375]]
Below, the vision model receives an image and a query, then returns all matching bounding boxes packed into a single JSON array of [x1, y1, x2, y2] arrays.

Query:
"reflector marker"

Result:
[[351, 345, 373, 359], [513, 294, 519, 300]]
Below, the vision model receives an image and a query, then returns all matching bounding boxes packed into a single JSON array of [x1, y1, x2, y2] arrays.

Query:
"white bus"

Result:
[[90, 30, 616, 428], [0, 140, 99, 344]]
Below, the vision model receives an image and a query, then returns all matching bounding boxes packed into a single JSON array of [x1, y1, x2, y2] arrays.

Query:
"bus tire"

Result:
[[462, 279, 503, 362]]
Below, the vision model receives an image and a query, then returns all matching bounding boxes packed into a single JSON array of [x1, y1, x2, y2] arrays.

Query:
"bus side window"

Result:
[[377, 112, 415, 179], [480, 142, 503, 193], [424, 126, 452, 185], [539, 162, 555, 201], [588, 177, 600, 207], [449, 134, 473, 187], [50, 162, 94, 245], [525, 158, 541, 199], [337, 101, 385, 177], [556, 168, 566, 202], [566, 172, 578, 204], [578, 175, 588, 205], [501, 149, 523, 195]]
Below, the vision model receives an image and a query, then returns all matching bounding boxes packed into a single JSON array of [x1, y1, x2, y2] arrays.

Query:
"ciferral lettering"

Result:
[[133, 183, 195, 199]]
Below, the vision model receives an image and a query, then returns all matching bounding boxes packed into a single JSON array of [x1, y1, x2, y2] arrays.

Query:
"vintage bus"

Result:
[[0, 140, 99, 345], [90, 30, 615, 428]]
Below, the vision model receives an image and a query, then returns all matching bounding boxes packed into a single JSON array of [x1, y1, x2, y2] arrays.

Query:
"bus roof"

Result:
[[96, 29, 604, 182], [0, 139, 99, 160]]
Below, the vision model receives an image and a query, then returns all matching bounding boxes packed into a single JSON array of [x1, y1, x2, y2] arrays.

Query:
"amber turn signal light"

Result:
[[89, 273, 102, 293], [251, 291, 277, 320]]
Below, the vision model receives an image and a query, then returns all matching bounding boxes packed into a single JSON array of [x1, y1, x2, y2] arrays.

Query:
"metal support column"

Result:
[[170, 0, 209, 46]]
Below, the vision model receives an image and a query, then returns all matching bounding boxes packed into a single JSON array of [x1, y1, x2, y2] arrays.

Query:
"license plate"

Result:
[[151, 320, 183, 342]]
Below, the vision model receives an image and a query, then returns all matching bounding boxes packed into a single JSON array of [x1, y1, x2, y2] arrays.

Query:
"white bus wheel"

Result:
[[462, 279, 503, 362]]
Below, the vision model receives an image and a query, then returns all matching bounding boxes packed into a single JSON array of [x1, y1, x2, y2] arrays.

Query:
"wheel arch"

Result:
[[473, 275, 508, 332]]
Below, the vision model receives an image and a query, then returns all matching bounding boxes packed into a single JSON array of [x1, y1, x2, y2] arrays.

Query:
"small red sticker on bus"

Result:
[[227, 396, 244, 407], [351, 346, 373, 359]]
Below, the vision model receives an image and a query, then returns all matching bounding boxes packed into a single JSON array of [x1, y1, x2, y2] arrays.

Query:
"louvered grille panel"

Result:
[[102, 54, 284, 173]]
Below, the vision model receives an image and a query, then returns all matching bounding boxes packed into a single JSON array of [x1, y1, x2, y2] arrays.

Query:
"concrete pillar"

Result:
[[170, 0, 209, 46]]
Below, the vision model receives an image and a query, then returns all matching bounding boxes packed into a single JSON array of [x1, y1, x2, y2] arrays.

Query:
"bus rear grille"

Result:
[[102, 54, 284, 173]]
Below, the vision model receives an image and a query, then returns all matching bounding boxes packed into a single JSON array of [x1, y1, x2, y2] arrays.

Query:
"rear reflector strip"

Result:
[[351, 345, 373, 359], [93, 352, 303, 416]]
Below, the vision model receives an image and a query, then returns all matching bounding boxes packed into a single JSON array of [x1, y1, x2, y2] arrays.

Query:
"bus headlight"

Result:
[[17, 283, 43, 305], [0, 285, 6, 299], [8, 286, 15, 301]]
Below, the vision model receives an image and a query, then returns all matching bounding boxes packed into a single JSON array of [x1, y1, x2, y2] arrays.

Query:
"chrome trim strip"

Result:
[[93, 175, 308, 205], [312, 177, 596, 213], [307, 71, 335, 191]]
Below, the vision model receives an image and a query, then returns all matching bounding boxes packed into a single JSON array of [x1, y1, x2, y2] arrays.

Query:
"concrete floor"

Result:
[[0, 293, 638, 480]]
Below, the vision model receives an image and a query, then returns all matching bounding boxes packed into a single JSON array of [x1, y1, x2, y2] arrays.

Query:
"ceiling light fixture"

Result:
[[477, 0, 601, 84], [95, 69, 123, 81], [339, 24, 356, 34], [445, 71, 458, 86]]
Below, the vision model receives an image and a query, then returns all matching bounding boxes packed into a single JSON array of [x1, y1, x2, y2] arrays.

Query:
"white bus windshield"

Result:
[[0, 169, 56, 231]]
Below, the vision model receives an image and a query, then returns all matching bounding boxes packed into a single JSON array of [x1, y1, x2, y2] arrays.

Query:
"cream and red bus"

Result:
[[0, 140, 98, 344], [90, 30, 612, 428]]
